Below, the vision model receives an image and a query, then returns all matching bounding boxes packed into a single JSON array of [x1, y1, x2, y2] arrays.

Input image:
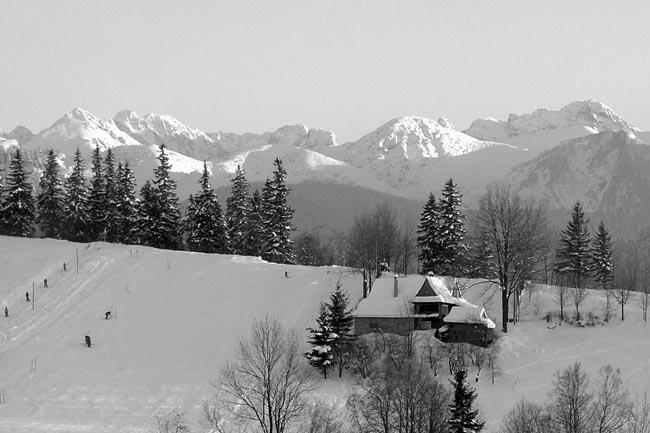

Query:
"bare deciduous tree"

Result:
[[300, 399, 344, 433], [501, 399, 551, 433], [152, 409, 191, 433], [549, 361, 593, 433], [591, 365, 632, 433], [630, 391, 650, 433], [472, 184, 549, 332], [613, 240, 639, 322], [211, 316, 316, 433]]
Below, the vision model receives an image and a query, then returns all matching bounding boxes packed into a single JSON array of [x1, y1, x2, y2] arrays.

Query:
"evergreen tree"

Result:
[[225, 165, 250, 255], [103, 148, 119, 242], [136, 180, 158, 246], [327, 283, 354, 378], [242, 189, 264, 256], [184, 161, 230, 253], [437, 178, 467, 276], [295, 232, 323, 266], [36, 148, 65, 238], [260, 158, 295, 264], [304, 303, 336, 379], [63, 148, 90, 242], [448, 368, 485, 433], [417, 192, 443, 274], [555, 201, 592, 288], [148, 144, 182, 250], [591, 221, 613, 291], [115, 161, 138, 244], [87, 146, 106, 241], [1, 148, 34, 237]]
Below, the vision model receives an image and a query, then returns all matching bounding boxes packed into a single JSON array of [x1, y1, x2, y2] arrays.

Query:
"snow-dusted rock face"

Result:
[[344, 116, 501, 162], [114, 110, 227, 160], [464, 100, 639, 143], [2, 126, 34, 145], [504, 131, 650, 227], [22, 108, 142, 159]]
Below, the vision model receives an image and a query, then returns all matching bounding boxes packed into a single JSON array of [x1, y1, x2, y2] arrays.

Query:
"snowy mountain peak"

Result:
[[465, 99, 639, 143], [437, 117, 454, 129], [350, 116, 499, 161]]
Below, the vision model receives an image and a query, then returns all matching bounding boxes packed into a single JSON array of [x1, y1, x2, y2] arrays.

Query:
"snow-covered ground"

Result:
[[0, 237, 361, 432], [0, 236, 649, 432]]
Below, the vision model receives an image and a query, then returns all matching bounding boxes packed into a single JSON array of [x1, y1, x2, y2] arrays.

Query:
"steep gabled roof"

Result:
[[352, 273, 475, 317]]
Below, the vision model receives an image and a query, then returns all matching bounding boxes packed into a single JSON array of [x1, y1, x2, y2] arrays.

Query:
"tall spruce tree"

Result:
[[87, 146, 106, 241], [327, 283, 354, 378], [260, 158, 295, 264], [304, 303, 336, 379], [591, 221, 613, 290], [37, 148, 65, 238], [555, 201, 591, 289], [184, 161, 230, 253], [115, 161, 138, 244], [417, 192, 443, 274], [437, 178, 467, 276], [103, 148, 119, 242], [448, 368, 485, 433], [242, 189, 264, 256], [63, 148, 90, 242], [1, 148, 34, 237], [149, 144, 182, 250], [136, 180, 158, 246], [225, 165, 250, 255]]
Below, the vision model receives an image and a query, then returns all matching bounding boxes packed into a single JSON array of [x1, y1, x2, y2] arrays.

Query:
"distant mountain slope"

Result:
[[503, 130, 650, 233]]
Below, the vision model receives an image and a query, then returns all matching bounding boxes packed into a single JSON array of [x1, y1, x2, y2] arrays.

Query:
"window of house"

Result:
[[441, 305, 449, 316], [370, 322, 379, 329]]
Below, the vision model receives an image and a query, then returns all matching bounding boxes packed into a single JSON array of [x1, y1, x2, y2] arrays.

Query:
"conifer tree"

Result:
[[260, 158, 295, 264], [417, 192, 443, 274], [448, 368, 485, 433], [63, 148, 90, 242], [242, 189, 264, 256], [36, 148, 65, 238], [327, 283, 354, 378], [136, 180, 158, 246], [148, 144, 182, 250], [1, 148, 34, 237], [115, 161, 138, 244], [591, 221, 613, 290], [304, 303, 336, 379], [103, 148, 119, 242], [87, 146, 106, 241], [437, 178, 467, 276], [184, 161, 229, 253], [225, 165, 250, 255], [555, 201, 591, 289]]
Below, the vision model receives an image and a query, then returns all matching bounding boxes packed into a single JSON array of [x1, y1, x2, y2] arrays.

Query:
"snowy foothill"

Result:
[[1, 237, 650, 432]]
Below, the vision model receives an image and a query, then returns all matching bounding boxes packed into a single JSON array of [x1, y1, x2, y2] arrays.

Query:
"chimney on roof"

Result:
[[393, 274, 399, 297]]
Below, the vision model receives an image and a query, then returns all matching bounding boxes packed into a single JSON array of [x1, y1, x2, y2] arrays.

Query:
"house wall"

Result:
[[354, 317, 415, 336], [439, 322, 494, 346]]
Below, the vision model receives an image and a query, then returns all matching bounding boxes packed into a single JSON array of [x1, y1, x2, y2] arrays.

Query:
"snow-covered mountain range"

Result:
[[1, 99, 648, 234]]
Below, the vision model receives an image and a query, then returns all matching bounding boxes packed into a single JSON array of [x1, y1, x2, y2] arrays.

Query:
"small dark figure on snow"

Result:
[[25, 292, 29, 302], [546, 313, 551, 324], [43, 278, 48, 288], [63, 262, 66, 272], [285, 271, 289, 278], [104, 311, 111, 320], [85, 335, 92, 348], [4, 307, 8, 317]]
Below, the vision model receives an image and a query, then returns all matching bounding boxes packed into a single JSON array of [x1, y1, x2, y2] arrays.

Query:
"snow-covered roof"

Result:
[[352, 273, 475, 317], [443, 306, 496, 329]]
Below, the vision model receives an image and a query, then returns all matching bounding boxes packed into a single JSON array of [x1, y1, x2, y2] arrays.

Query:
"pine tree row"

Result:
[[0, 145, 296, 264]]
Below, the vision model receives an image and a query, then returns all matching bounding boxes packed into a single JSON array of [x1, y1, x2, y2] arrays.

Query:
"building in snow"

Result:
[[352, 273, 496, 346]]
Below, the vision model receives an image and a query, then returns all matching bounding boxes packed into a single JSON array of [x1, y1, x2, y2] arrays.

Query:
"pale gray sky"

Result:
[[2, 0, 649, 142]]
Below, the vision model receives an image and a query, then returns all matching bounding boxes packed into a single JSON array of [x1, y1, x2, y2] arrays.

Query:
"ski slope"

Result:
[[0, 237, 649, 432], [0, 237, 362, 432]]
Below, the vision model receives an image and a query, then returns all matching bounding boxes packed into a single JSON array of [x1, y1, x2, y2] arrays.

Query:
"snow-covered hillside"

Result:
[[1, 237, 649, 432], [0, 237, 362, 432]]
